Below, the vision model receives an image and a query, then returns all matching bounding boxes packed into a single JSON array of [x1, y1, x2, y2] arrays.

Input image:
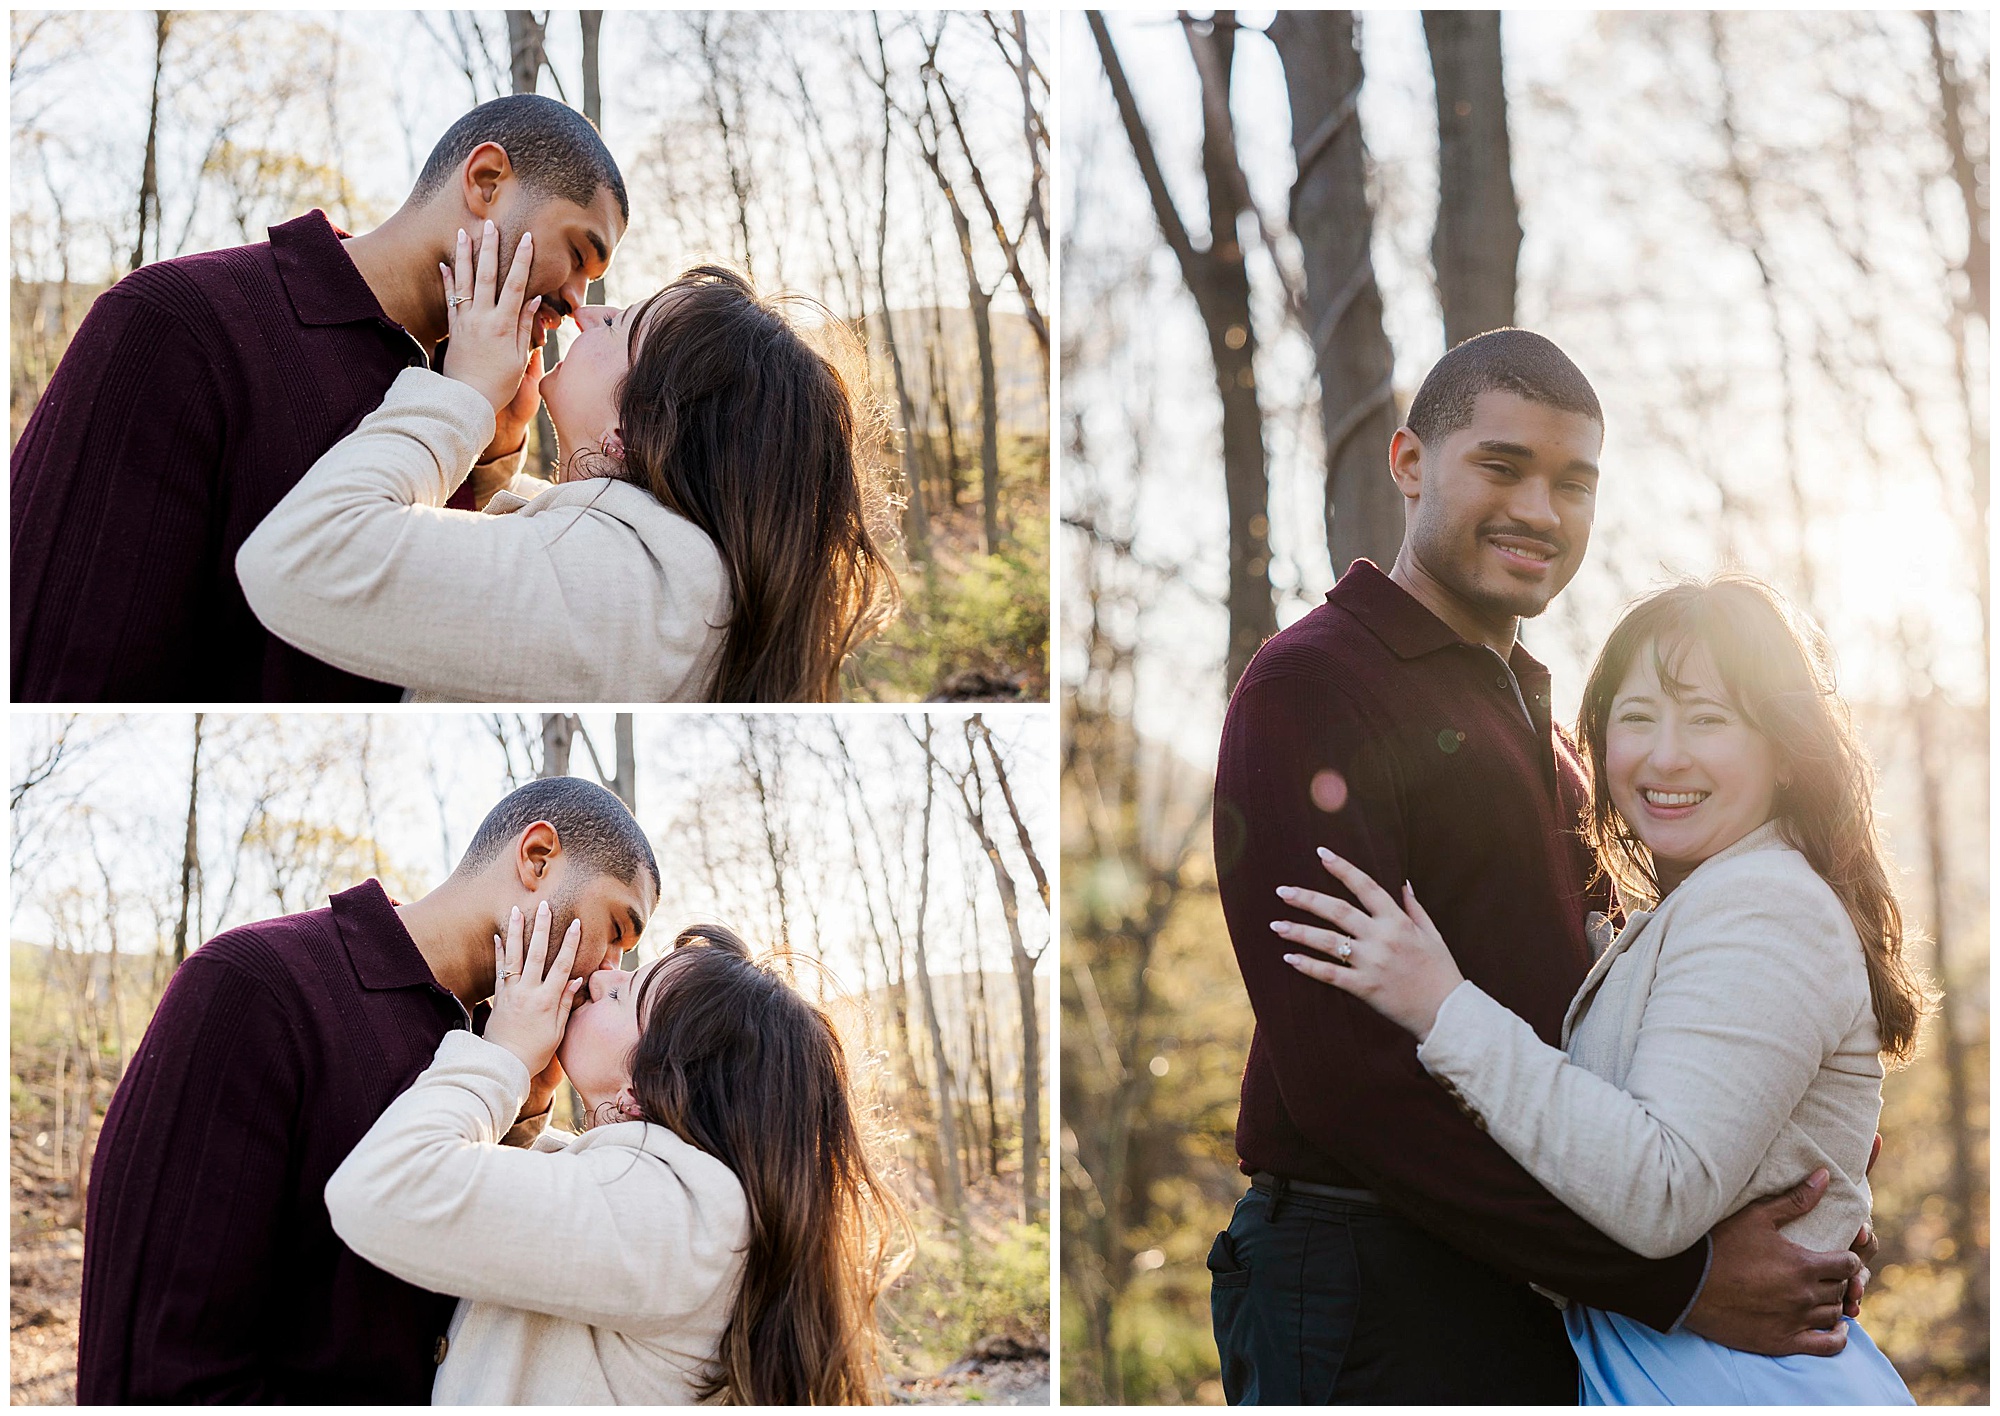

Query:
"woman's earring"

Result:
[[614, 1087, 644, 1121], [601, 428, 626, 463]]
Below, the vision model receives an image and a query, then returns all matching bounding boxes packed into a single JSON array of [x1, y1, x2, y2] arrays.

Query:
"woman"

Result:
[[1273, 576, 1925, 1404], [238, 222, 899, 702], [325, 901, 908, 1404]]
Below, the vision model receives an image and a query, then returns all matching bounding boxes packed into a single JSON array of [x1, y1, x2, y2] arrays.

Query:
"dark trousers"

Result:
[[1209, 1181, 1579, 1405]]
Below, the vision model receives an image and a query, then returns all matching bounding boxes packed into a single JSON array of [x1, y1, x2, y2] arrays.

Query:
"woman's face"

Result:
[[557, 953, 674, 1119], [540, 301, 644, 482], [1605, 639, 1784, 891]]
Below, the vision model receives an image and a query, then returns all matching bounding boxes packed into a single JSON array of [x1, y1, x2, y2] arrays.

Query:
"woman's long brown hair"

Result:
[[612, 266, 900, 702], [629, 926, 911, 1404], [1575, 574, 1935, 1062]]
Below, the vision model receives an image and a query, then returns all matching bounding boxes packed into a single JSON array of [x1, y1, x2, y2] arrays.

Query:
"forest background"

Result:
[[11, 710, 1054, 1405], [1062, 9, 1988, 1405], [10, 8, 1051, 701]]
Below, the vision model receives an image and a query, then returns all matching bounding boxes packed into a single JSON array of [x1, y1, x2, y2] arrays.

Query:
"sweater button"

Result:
[[1494, 674, 1508, 690], [435, 1336, 450, 1365]]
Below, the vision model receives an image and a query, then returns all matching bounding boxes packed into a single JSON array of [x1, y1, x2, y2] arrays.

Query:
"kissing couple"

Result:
[[77, 777, 905, 1404], [13, 94, 897, 705], [1211, 330, 1924, 1403]]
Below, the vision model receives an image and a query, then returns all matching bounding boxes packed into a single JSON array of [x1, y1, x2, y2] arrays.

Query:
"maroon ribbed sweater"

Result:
[[1214, 560, 1709, 1332], [10, 210, 468, 702], [76, 880, 468, 1402]]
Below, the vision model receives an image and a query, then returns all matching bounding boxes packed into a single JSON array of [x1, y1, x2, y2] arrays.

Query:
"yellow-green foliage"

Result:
[[851, 435, 1050, 702], [885, 1211, 1049, 1374]]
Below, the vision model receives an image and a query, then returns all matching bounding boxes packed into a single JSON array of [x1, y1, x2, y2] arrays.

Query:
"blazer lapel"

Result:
[[1563, 908, 1653, 1046]]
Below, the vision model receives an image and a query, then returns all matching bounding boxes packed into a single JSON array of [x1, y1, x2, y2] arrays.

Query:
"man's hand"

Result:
[[1845, 1132, 1885, 1318], [520, 1050, 564, 1126], [1683, 1169, 1860, 1357], [477, 346, 542, 473]]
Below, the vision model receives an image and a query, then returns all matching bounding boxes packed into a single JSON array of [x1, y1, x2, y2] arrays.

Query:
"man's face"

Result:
[[533, 856, 655, 983], [1400, 389, 1602, 621], [485, 185, 625, 346]]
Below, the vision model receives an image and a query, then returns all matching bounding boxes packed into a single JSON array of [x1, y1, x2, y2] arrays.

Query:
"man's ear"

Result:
[[517, 820, 560, 891], [1388, 426, 1425, 504], [460, 141, 514, 219]]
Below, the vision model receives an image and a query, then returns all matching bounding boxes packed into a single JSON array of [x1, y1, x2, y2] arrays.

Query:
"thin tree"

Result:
[[912, 24, 1006, 554], [132, 11, 172, 271], [170, 714, 203, 968], [1089, 10, 1275, 688], [1268, 10, 1403, 580], [954, 714, 1049, 1223], [908, 718, 965, 1225], [1423, 11, 1519, 345]]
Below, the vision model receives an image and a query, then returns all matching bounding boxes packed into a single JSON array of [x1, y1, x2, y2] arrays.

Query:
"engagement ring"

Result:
[[1336, 941, 1353, 961], [449, 295, 471, 308]]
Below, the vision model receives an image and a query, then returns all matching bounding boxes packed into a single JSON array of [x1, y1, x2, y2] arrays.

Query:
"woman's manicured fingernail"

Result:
[[510, 905, 520, 921], [1283, 954, 1301, 966], [538, 899, 550, 916], [1274, 885, 1294, 900], [1269, 920, 1288, 934]]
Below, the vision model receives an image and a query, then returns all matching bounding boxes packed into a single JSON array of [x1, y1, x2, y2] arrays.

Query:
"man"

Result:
[[76, 777, 657, 1402], [1210, 330, 1871, 1403], [12, 93, 627, 701]]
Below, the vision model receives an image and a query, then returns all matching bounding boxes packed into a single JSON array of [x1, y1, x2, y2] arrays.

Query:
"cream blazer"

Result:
[[236, 368, 729, 702], [325, 1030, 748, 1405], [1415, 820, 1882, 1262]]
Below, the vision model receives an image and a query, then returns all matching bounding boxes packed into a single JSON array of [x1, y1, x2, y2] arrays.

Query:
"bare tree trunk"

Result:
[[1090, 10, 1274, 689], [171, 714, 203, 968], [1423, 11, 1519, 345], [915, 66, 1005, 554], [581, 11, 606, 307], [1925, 12, 1990, 325], [1924, 10, 1990, 669], [1270, 10, 1403, 581], [1706, 15, 1817, 619], [539, 713, 574, 777], [963, 715, 1048, 1222], [133, 11, 171, 272], [910, 721, 964, 1224], [1908, 677, 1987, 1332], [506, 10, 544, 95], [610, 713, 635, 810], [870, 18, 929, 563], [506, 10, 562, 479]]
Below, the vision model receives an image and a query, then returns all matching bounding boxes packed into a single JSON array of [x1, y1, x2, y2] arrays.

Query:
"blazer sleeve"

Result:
[[325, 1030, 746, 1338], [1416, 858, 1859, 1258], [233, 368, 606, 699], [75, 952, 303, 1402], [1215, 664, 1709, 1329]]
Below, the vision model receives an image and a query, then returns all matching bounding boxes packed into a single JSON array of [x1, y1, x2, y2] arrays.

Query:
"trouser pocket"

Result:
[[1210, 1188, 1360, 1404], [1207, 1226, 1253, 1403]]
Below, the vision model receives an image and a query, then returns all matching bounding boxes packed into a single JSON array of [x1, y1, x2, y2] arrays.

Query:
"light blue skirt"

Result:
[[1568, 1305, 1914, 1405]]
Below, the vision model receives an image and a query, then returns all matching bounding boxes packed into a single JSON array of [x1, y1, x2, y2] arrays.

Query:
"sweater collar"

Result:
[[330, 878, 442, 992], [271, 209, 399, 330], [1329, 558, 1552, 686]]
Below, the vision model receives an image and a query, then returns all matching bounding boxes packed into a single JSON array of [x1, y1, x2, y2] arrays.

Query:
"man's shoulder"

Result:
[[183, 905, 338, 999], [1230, 599, 1393, 709], [101, 240, 277, 325]]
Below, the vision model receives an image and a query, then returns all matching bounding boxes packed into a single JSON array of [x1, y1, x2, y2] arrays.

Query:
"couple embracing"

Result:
[[1212, 331, 1925, 1404], [78, 777, 902, 1404], [13, 95, 895, 705]]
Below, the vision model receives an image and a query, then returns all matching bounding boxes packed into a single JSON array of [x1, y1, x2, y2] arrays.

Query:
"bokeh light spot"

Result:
[[1438, 729, 1466, 755], [1310, 769, 1349, 812]]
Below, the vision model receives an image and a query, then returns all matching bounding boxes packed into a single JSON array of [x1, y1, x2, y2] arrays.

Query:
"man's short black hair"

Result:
[[459, 777, 658, 893], [411, 93, 629, 224], [1405, 328, 1602, 445]]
